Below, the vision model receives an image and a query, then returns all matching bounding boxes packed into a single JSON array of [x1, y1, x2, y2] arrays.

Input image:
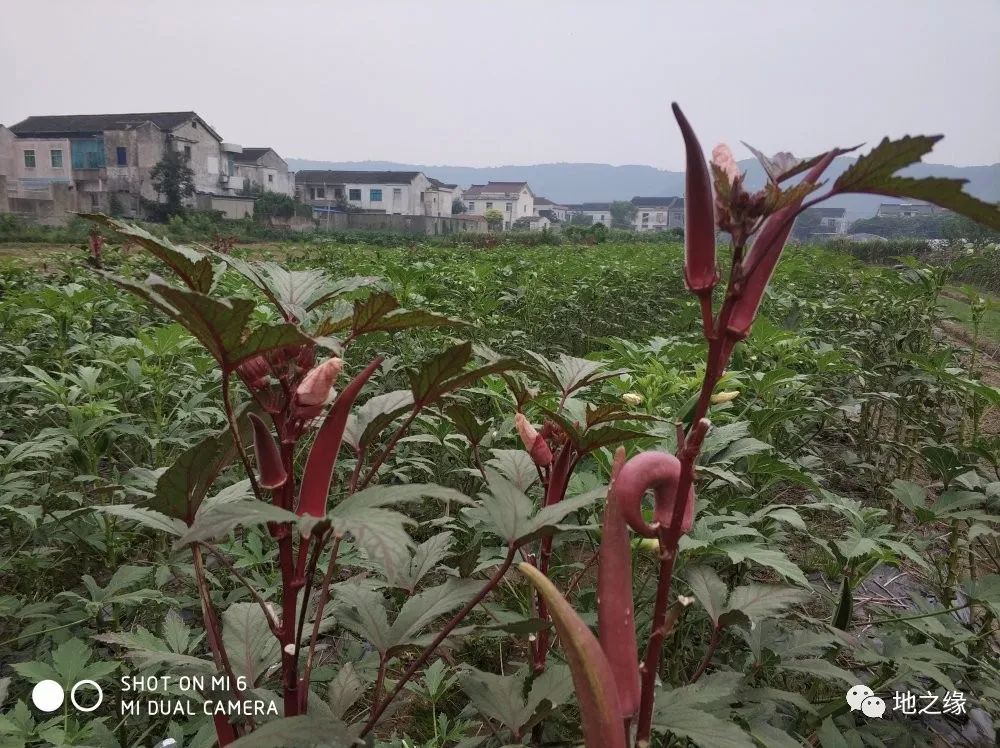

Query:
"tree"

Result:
[[483, 208, 504, 230], [149, 149, 195, 218], [610, 201, 637, 230], [255, 192, 303, 223], [791, 210, 823, 240], [568, 213, 594, 227], [452, 199, 467, 215]]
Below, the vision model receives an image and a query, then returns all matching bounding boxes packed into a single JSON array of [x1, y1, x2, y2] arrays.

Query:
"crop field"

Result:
[[1, 227, 998, 748]]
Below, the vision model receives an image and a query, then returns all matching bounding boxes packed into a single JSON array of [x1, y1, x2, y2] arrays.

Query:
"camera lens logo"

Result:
[[846, 684, 886, 718], [30, 679, 103, 713]]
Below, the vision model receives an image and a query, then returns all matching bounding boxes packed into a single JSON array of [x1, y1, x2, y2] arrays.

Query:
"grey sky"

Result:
[[2, 0, 998, 169]]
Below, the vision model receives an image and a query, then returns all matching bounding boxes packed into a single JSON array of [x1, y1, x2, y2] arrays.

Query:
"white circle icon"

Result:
[[846, 684, 874, 711], [31, 680, 65, 712], [861, 695, 887, 718], [70, 679, 103, 712]]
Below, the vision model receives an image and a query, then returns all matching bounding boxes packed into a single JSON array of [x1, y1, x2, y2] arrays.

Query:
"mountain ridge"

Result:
[[287, 157, 1000, 221]]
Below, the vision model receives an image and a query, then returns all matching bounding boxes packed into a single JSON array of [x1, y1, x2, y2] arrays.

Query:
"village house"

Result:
[[566, 202, 612, 226], [233, 147, 293, 196], [463, 182, 535, 229], [533, 197, 570, 222], [810, 206, 849, 234], [631, 196, 684, 231], [296, 170, 449, 216], [0, 111, 256, 220], [876, 201, 949, 218]]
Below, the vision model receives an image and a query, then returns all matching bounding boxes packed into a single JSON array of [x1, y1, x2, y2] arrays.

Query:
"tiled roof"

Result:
[[9, 111, 218, 139], [295, 170, 423, 185], [631, 196, 683, 208], [566, 202, 611, 211], [234, 147, 274, 164], [428, 177, 458, 189], [464, 181, 528, 196], [807, 207, 846, 218]]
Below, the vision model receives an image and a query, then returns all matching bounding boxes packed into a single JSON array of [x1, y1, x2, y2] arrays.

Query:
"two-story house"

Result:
[[4, 111, 241, 218], [631, 196, 684, 231], [233, 147, 293, 196], [296, 170, 445, 216], [566, 202, 612, 226], [463, 182, 535, 229], [534, 197, 570, 222], [876, 202, 950, 218]]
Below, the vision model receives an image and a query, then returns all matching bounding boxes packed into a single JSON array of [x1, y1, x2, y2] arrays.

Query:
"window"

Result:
[[116, 147, 128, 166], [349, 188, 362, 201], [655, 212, 665, 222], [486, 202, 493, 209], [393, 188, 402, 198], [268, 174, 273, 183], [309, 187, 316, 200], [316, 187, 325, 199], [505, 202, 512, 212], [183, 145, 192, 160], [467, 201, 474, 210], [334, 188, 344, 199], [370, 188, 382, 201], [23, 150, 36, 168], [50, 150, 63, 168]]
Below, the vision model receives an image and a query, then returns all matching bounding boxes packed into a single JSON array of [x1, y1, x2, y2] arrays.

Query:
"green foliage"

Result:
[[610, 200, 637, 229], [149, 148, 196, 219]]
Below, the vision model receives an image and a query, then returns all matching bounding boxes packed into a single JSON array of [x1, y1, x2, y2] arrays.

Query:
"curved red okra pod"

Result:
[[597, 448, 641, 719], [296, 357, 383, 519], [249, 413, 288, 490], [614, 451, 694, 539]]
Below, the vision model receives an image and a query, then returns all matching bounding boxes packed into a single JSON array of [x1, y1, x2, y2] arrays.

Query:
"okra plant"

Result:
[[73, 101, 1000, 748]]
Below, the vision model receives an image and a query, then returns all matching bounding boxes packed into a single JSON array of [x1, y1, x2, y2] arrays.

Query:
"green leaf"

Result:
[[388, 580, 481, 652], [684, 566, 729, 627], [343, 389, 415, 451], [385, 532, 454, 592], [162, 609, 191, 654], [724, 585, 808, 628], [651, 707, 755, 748], [332, 584, 393, 652], [227, 715, 360, 747], [486, 449, 539, 492], [84, 214, 216, 292], [51, 638, 93, 685], [832, 136, 1000, 229], [92, 504, 185, 536], [176, 502, 299, 547], [816, 718, 849, 748], [525, 351, 628, 397], [10, 661, 59, 685], [222, 602, 281, 685], [459, 667, 535, 734], [445, 404, 491, 447], [721, 544, 811, 588], [776, 659, 857, 686], [327, 663, 365, 721]]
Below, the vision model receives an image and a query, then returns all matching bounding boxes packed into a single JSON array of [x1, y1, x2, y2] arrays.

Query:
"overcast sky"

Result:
[[2, 1, 997, 169]]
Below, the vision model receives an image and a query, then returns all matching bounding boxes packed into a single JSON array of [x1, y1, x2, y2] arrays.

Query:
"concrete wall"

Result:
[[235, 150, 293, 197], [464, 187, 534, 228], [313, 211, 487, 235], [195, 194, 255, 219], [169, 119, 227, 196]]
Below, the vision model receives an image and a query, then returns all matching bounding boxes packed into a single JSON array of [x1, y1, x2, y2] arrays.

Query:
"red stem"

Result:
[[360, 545, 518, 737]]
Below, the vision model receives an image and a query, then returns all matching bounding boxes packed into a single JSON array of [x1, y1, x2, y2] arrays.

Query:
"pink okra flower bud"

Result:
[[295, 357, 343, 418], [614, 451, 694, 539], [711, 144, 742, 187], [672, 103, 719, 297], [515, 413, 553, 467], [726, 150, 839, 339], [249, 413, 288, 490]]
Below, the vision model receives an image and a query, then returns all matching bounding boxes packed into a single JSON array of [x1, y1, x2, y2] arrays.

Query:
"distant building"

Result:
[[296, 170, 442, 216], [233, 147, 293, 196], [426, 177, 461, 217], [804, 206, 849, 234], [566, 202, 612, 226], [463, 182, 535, 229], [3, 111, 241, 219], [533, 197, 570, 222], [876, 202, 949, 218], [630, 196, 684, 231]]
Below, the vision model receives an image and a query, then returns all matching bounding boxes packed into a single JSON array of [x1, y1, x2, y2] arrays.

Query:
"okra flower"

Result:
[[621, 392, 644, 406], [711, 144, 742, 187], [515, 413, 553, 467]]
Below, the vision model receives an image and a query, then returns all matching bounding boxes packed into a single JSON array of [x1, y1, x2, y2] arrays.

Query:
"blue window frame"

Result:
[[116, 147, 128, 166], [71, 139, 106, 169], [370, 188, 382, 202]]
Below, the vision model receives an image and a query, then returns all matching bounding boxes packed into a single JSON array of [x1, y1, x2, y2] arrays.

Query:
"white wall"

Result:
[[464, 187, 534, 228]]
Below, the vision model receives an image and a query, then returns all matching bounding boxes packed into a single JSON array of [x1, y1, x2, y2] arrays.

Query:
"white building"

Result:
[[566, 202, 612, 226], [425, 177, 461, 217], [534, 197, 570, 222], [463, 182, 535, 229], [631, 196, 684, 231], [296, 170, 444, 216], [233, 147, 293, 196]]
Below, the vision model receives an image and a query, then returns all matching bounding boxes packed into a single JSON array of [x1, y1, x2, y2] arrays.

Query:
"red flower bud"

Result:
[[727, 150, 838, 339], [515, 413, 553, 467], [598, 447, 641, 718], [673, 103, 719, 296], [237, 355, 270, 390], [614, 451, 694, 539], [249, 413, 287, 490], [295, 357, 343, 408]]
